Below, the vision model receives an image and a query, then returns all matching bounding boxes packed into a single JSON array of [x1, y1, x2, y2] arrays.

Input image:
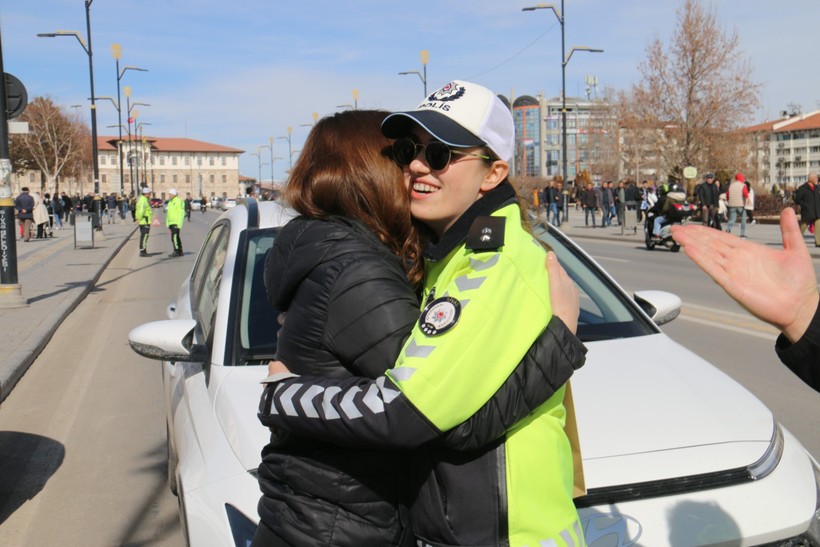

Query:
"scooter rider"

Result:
[[651, 178, 685, 238]]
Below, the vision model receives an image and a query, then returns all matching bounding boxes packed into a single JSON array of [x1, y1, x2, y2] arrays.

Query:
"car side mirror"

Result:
[[633, 290, 682, 326], [128, 319, 209, 363]]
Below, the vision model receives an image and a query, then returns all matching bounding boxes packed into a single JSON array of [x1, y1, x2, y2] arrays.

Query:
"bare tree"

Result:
[[9, 97, 90, 194], [628, 0, 760, 173]]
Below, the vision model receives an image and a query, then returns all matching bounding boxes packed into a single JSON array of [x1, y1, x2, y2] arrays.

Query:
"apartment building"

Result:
[[746, 111, 820, 188]]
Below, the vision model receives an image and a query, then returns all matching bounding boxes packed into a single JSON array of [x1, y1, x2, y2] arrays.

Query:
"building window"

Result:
[[173, 174, 178, 184], [210, 174, 215, 184], [172, 156, 178, 166], [185, 156, 190, 166], [209, 157, 215, 166], [102, 174, 107, 183], [100, 156, 107, 165], [222, 174, 227, 184], [160, 174, 166, 184], [159, 157, 166, 166], [197, 157, 202, 166], [29, 172, 35, 182], [185, 174, 190, 184], [221, 156, 226, 166]]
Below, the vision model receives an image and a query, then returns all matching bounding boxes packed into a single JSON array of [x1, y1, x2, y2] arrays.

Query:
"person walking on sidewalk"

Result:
[[166, 188, 185, 258], [794, 172, 820, 247], [580, 182, 598, 226], [14, 186, 34, 242], [136, 187, 153, 257], [725, 173, 749, 238], [184, 192, 192, 221]]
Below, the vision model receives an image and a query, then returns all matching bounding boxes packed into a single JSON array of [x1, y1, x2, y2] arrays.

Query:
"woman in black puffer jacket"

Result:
[[253, 110, 427, 547]]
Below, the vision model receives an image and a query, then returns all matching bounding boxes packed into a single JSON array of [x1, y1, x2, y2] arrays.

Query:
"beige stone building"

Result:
[[97, 136, 245, 199], [10, 136, 246, 200]]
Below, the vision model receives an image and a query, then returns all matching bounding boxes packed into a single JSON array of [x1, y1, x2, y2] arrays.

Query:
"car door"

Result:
[[166, 223, 232, 492]]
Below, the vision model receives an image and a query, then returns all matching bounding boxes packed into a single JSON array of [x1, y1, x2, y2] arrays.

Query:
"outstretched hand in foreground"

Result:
[[671, 208, 818, 343]]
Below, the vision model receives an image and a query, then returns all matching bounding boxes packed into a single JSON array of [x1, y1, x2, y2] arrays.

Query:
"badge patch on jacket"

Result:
[[419, 296, 461, 336]]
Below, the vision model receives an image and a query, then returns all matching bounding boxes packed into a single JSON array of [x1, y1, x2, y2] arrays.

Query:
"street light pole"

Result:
[[38, 0, 100, 194], [111, 43, 147, 197], [399, 49, 429, 97], [523, 3, 602, 214], [278, 127, 293, 174]]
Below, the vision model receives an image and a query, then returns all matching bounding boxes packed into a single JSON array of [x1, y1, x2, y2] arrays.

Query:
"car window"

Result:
[[532, 223, 657, 341], [236, 228, 282, 360], [192, 226, 230, 344]]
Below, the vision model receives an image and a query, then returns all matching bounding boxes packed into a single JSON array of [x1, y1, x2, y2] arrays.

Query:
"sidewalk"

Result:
[[0, 219, 137, 403], [546, 205, 820, 256]]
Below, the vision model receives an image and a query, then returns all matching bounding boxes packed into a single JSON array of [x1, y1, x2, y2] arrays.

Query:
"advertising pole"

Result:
[[0, 29, 27, 308]]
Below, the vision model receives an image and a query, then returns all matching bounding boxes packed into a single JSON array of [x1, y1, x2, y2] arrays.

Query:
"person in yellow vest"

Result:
[[165, 188, 185, 258], [259, 80, 587, 547], [135, 187, 153, 257]]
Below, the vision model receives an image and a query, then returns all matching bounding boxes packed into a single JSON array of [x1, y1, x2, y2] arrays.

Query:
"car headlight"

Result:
[[225, 503, 257, 547]]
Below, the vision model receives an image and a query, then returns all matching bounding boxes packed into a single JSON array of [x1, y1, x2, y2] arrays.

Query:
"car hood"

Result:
[[213, 334, 777, 487], [572, 334, 775, 488]]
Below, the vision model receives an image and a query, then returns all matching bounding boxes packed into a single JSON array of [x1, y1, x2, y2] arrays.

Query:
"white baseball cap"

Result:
[[169, 188, 178, 196], [381, 80, 514, 162], [141, 187, 151, 194]]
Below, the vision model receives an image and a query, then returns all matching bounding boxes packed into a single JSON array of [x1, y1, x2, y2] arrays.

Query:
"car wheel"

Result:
[[167, 424, 178, 496]]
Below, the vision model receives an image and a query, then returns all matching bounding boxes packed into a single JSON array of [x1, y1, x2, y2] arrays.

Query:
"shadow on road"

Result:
[[0, 431, 65, 525]]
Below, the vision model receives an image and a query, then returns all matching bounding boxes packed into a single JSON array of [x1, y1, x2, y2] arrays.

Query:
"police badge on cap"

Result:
[[419, 296, 461, 336]]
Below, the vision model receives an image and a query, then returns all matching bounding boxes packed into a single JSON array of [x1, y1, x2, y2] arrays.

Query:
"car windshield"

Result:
[[234, 222, 656, 363], [531, 221, 657, 341]]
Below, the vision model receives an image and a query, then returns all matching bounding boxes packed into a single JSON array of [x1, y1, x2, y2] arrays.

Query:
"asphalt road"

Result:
[[0, 210, 216, 546], [575, 237, 820, 460]]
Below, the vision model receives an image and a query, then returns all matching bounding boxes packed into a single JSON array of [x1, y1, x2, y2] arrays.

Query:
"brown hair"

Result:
[[284, 110, 426, 287]]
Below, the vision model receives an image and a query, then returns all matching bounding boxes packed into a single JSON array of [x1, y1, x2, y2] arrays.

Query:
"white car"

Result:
[[129, 201, 820, 546], [221, 198, 237, 211]]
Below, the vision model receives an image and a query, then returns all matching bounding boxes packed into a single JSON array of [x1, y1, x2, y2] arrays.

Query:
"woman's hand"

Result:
[[267, 360, 291, 376], [546, 251, 580, 334]]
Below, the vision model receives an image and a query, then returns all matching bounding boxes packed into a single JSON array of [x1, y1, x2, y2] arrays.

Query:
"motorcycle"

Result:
[[645, 201, 697, 252]]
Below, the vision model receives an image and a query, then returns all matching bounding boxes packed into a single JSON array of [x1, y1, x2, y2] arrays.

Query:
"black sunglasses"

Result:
[[391, 137, 490, 171]]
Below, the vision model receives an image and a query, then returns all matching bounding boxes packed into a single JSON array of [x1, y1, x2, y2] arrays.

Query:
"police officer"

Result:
[[135, 187, 152, 257], [165, 188, 185, 258]]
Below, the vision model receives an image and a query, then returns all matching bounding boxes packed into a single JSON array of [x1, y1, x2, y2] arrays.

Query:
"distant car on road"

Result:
[[191, 198, 205, 211], [128, 200, 820, 547], [149, 198, 163, 208], [221, 198, 237, 211]]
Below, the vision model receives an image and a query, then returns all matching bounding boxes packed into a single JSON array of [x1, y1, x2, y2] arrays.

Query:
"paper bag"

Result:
[[564, 381, 586, 498]]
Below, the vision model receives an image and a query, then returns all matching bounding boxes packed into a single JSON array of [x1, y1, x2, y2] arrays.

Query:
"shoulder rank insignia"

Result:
[[419, 296, 461, 336], [466, 216, 505, 251]]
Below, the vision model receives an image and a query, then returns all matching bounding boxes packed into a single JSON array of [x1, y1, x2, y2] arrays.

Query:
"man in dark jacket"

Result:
[[794, 172, 820, 247], [15, 187, 35, 241], [697, 173, 721, 230], [580, 183, 598, 227]]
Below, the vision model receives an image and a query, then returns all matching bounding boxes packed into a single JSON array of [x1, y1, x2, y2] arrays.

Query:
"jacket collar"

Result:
[[423, 180, 517, 262]]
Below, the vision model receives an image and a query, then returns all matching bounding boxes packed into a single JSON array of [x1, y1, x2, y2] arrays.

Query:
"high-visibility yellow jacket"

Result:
[[135, 195, 152, 226], [166, 196, 185, 227], [259, 181, 587, 547]]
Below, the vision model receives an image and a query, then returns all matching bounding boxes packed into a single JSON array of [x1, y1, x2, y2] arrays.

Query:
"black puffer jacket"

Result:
[[257, 215, 420, 546]]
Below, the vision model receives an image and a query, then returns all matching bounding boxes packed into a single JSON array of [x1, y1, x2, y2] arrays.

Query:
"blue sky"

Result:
[[2, 0, 818, 180]]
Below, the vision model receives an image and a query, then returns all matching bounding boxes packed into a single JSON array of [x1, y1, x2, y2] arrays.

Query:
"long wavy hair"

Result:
[[284, 110, 426, 287]]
